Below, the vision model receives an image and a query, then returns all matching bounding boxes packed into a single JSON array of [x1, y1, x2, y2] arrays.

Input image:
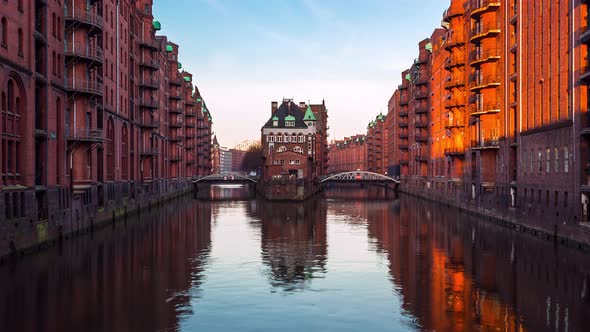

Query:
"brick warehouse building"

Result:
[[0, 0, 212, 254], [326, 0, 590, 235], [383, 0, 590, 228], [261, 99, 329, 181]]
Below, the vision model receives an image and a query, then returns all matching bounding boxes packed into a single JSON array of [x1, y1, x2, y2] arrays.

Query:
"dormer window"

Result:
[[272, 116, 279, 127], [285, 120, 295, 127]]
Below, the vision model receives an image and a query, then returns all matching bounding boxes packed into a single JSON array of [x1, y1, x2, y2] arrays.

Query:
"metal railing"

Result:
[[64, 78, 103, 96], [66, 128, 104, 141], [64, 43, 103, 62], [64, 8, 104, 30]]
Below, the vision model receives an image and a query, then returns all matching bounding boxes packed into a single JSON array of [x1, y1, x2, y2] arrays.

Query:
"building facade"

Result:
[[261, 99, 328, 181], [0, 0, 213, 253]]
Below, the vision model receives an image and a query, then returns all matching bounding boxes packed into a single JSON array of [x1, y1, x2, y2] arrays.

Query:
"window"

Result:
[[523, 150, 527, 174], [284, 135, 289, 143], [554, 147, 559, 173], [298, 135, 305, 143], [17, 29, 23, 56], [293, 146, 303, 154], [273, 160, 280, 165], [564, 146, 569, 173], [285, 120, 295, 127], [530, 150, 534, 174], [277, 146, 286, 153], [546, 148, 550, 173], [1, 18, 6, 48], [537, 150, 542, 173], [277, 135, 282, 143], [289, 160, 301, 165], [18, 0, 23, 13], [52, 12, 56, 37], [268, 135, 275, 143]]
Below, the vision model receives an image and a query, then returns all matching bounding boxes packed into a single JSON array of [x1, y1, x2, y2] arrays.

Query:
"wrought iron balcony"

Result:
[[470, 103, 501, 116], [169, 77, 183, 86], [444, 119, 464, 129], [444, 79, 466, 90], [471, 139, 500, 150], [470, 75, 501, 91], [64, 8, 104, 32], [139, 57, 159, 70], [469, 22, 501, 43], [139, 98, 159, 109], [169, 91, 183, 100], [140, 147, 159, 157], [415, 135, 428, 143], [66, 128, 104, 142], [169, 107, 183, 114], [138, 119, 159, 128], [139, 38, 159, 50], [444, 147, 465, 157], [469, 48, 501, 67], [65, 78, 103, 97], [415, 121, 429, 128], [64, 43, 103, 65], [415, 91, 429, 100], [415, 106, 429, 114], [139, 77, 159, 90], [169, 135, 184, 142], [169, 120, 184, 128]]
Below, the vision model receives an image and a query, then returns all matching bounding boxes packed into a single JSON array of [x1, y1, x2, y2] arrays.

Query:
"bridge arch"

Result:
[[320, 171, 400, 184]]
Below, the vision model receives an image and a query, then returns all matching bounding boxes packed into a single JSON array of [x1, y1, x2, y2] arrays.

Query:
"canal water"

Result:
[[1, 185, 589, 331]]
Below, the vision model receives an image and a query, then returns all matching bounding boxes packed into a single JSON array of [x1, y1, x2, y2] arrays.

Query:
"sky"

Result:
[[153, 0, 450, 148]]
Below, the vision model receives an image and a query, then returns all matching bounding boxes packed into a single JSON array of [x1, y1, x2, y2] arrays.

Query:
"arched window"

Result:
[[554, 147, 559, 174], [564, 146, 569, 173], [52, 12, 56, 37], [277, 146, 286, 153], [121, 125, 128, 180], [1, 18, 7, 47], [57, 17, 61, 41], [18, 0, 23, 13], [107, 118, 115, 180], [17, 29, 23, 56], [293, 146, 303, 154], [52, 51, 56, 75], [2, 78, 23, 182]]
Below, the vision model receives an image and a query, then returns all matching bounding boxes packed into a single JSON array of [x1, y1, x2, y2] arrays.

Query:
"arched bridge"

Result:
[[193, 172, 258, 184], [320, 171, 400, 184]]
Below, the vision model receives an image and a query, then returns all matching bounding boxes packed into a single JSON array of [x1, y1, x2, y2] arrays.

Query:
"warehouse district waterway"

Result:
[[1, 185, 589, 331]]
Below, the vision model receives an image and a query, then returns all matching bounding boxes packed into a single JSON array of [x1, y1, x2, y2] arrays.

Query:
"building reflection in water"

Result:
[[208, 184, 255, 201], [0, 197, 212, 332], [247, 198, 328, 292], [329, 191, 590, 332]]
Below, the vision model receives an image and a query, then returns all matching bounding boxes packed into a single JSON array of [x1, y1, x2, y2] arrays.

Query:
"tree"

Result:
[[240, 143, 263, 173]]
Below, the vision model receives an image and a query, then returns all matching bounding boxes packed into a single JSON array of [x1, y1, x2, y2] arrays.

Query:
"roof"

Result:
[[303, 105, 316, 121], [262, 100, 308, 129]]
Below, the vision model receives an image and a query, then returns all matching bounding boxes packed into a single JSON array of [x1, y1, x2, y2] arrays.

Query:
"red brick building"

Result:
[[327, 135, 367, 173], [382, 0, 590, 229], [0, 0, 213, 245], [261, 99, 328, 181]]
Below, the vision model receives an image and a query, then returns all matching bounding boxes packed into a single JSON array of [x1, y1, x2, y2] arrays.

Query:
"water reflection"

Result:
[[0, 187, 589, 332], [247, 199, 328, 292], [0, 198, 212, 332]]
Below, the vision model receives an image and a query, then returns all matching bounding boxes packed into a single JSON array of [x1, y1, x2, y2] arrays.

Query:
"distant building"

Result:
[[230, 149, 247, 171], [234, 140, 260, 152], [219, 146, 233, 173], [261, 99, 328, 180]]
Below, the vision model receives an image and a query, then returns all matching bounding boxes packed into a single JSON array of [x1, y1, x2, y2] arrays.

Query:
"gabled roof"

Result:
[[263, 100, 308, 129], [303, 105, 316, 121]]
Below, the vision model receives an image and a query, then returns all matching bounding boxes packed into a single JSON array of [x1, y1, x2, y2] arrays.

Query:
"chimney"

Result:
[[271, 101, 278, 114], [299, 102, 306, 109]]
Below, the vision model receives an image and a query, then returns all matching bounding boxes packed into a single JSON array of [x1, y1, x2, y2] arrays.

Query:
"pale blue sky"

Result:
[[153, 0, 449, 147]]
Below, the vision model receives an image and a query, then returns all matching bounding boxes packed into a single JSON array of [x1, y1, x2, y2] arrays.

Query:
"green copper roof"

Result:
[[272, 115, 279, 121], [285, 115, 296, 121], [183, 76, 191, 82], [153, 21, 161, 31], [303, 105, 316, 121], [425, 42, 433, 53], [165, 44, 173, 53], [377, 113, 384, 122], [196, 98, 202, 103], [178, 62, 182, 69], [405, 73, 411, 81]]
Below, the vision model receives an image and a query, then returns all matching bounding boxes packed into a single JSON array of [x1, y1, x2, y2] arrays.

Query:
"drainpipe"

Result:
[[116, 0, 121, 180]]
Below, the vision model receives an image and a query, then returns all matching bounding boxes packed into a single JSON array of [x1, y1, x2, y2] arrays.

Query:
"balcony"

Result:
[[169, 120, 183, 128], [469, 48, 501, 67], [399, 133, 409, 139], [169, 91, 183, 100], [399, 160, 409, 165], [185, 122, 195, 128], [471, 138, 500, 150], [469, 22, 501, 43], [66, 128, 104, 142], [399, 144, 408, 150], [444, 79, 466, 90], [399, 122, 408, 128], [415, 91, 429, 100], [169, 135, 184, 142], [444, 57, 466, 70], [581, 112, 590, 135], [185, 110, 196, 117], [445, 99, 466, 109], [444, 118, 464, 129], [580, 26, 590, 44], [398, 84, 408, 90], [443, 5, 464, 21], [444, 36, 466, 51], [470, 104, 501, 116], [139, 57, 159, 70], [64, 8, 104, 32], [399, 110, 409, 117], [470, 75, 501, 91], [138, 119, 159, 128], [470, 0, 501, 19], [169, 156, 182, 162], [415, 77, 429, 86], [414, 154, 428, 162], [414, 56, 428, 66], [65, 78, 103, 97], [169, 107, 183, 114], [399, 98, 409, 106], [139, 98, 159, 109], [415, 106, 429, 114], [185, 100, 197, 106], [169, 77, 183, 86], [139, 38, 159, 50], [139, 77, 159, 90], [186, 144, 196, 150], [444, 147, 465, 157], [140, 147, 159, 157], [64, 43, 103, 65], [579, 67, 590, 85], [415, 121, 429, 128], [415, 135, 428, 143]]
